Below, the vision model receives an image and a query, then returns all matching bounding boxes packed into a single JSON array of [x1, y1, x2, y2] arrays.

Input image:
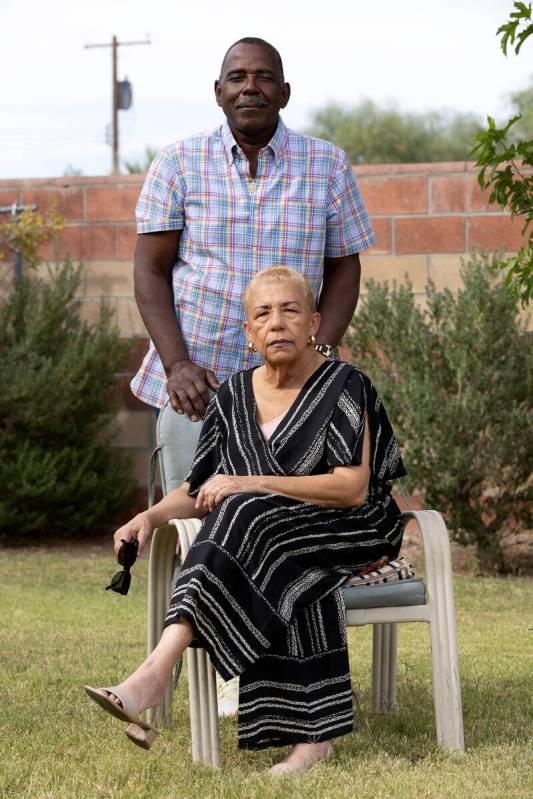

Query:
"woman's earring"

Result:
[[247, 341, 257, 353], [308, 334, 316, 345]]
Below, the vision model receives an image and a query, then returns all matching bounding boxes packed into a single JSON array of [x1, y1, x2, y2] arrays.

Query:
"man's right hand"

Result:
[[166, 359, 220, 421]]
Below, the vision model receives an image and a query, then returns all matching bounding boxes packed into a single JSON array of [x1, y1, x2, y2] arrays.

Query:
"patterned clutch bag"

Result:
[[345, 555, 415, 588]]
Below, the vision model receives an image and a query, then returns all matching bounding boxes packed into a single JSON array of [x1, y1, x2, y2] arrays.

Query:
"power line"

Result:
[[0, 132, 106, 143]]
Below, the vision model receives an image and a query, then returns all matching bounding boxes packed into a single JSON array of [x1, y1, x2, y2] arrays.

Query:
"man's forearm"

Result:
[[134, 233, 219, 417], [133, 232, 188, 373], [317, 253, 361, 345], [134, 267, 189, 372]]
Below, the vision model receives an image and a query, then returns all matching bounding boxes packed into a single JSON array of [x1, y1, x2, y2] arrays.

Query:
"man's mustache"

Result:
[[235, 95, 268, 109]]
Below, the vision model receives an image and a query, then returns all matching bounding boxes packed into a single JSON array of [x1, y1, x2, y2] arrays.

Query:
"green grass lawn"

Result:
[[0, 548, 532, 799]]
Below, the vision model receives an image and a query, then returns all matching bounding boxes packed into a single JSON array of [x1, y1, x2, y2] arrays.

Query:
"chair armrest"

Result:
[[401, 510, 455, 608], [147, 517, 203, 650], [168, 517, 203, 562], [147, 523, 180, 654]]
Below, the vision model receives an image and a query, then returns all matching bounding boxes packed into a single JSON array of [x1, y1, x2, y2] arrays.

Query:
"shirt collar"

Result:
[[221, 116, 288, 164]]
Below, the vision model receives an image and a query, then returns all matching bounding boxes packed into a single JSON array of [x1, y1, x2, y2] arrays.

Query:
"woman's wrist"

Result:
[[145, 487, 199, 526], [253, 476, 269, 494], [145, 507, 161, 528]]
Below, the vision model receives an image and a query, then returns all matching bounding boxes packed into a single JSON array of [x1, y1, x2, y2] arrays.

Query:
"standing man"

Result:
[[131, 35, 376, 723], [131, 36, 375, 426]]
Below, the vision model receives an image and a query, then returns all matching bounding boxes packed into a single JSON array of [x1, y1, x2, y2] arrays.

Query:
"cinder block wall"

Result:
[[0, 163, 525, 489]]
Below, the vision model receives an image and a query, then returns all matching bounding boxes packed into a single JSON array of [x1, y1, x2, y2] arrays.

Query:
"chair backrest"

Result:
[[148, 402, 203, 503]]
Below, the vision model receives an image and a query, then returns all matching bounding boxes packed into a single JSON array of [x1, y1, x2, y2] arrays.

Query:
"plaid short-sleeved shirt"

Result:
[[131, 118, 375, 408]]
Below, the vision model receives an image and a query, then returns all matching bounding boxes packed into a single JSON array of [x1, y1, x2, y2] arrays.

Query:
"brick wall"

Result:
[[0, 162, 526, 489]]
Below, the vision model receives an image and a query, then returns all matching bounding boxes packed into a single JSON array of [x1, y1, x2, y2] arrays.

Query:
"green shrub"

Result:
[[0, 261, 134, 539], [348, 253, 532, 573]]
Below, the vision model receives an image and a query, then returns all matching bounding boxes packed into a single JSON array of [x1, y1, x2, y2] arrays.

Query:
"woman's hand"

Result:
[[195, 475, 262, 513], [113, 511, 155, 556]]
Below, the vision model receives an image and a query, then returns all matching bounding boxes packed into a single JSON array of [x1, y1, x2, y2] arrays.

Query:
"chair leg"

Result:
[[405, 511, 464, 752], [146, 523, 179, 727], [150, 517, 221, 766], [188, 647, 220, 767], [206, 658, 221, 767], [188, 648, 202, 762], [372, 623, 398, 713], [427, 551, 464, 751], [428, 615, 464, 752]]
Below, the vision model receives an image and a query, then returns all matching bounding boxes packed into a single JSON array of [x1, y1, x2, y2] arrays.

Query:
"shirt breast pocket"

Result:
[[274, 200, 328, 256], [185, 192, 250, 252]]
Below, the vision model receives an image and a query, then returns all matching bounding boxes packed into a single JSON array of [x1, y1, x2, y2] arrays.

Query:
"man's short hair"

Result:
[[220, 37, 285, 82]]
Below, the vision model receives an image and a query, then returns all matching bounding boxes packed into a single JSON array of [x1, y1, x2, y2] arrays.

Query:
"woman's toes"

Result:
[[105, 690, 124, 709], [269, 742, 334, 775], [269, 762, 296, 775]]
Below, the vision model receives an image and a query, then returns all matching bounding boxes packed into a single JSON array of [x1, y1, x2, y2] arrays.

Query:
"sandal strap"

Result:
[[105, 685, 139, 719]]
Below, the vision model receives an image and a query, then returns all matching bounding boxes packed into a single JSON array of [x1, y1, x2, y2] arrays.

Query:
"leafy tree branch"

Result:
[[471, 2, 533, 305]]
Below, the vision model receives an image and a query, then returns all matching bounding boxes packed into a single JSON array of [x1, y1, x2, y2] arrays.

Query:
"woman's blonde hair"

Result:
[[243, 267, 316, 314]]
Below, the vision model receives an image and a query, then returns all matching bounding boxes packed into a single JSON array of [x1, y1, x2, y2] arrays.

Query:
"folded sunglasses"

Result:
[[105, 538, 139, 595]]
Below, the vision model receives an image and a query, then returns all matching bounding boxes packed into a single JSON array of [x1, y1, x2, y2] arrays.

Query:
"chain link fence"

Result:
[[0, 257, 15, 312], [0, 204, 38, 313]]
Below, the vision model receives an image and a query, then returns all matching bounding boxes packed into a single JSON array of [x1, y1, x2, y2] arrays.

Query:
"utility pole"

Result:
[[0, 203, 38, 287], [85, 35, 150, 174]]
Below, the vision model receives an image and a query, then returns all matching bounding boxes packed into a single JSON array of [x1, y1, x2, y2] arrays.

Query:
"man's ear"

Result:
[[280, 82, 291, 109], [214, 79, 222, 107]]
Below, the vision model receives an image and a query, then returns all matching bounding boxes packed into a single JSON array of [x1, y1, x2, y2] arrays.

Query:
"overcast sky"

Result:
[[1, 0, 531, 179]]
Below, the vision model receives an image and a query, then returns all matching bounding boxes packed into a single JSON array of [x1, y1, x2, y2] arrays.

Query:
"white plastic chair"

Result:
[[145, 404, 464, 766]]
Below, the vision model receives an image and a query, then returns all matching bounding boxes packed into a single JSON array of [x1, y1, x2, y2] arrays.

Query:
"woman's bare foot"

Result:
[[269, 741, 334, 775]]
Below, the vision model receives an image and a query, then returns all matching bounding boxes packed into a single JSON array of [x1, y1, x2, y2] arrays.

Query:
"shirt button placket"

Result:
[[248, 168, 259, 272]]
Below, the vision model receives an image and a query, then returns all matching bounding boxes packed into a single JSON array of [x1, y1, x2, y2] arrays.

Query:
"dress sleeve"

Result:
[[326, 369, 407, 481], [185, 399, 224, 496]]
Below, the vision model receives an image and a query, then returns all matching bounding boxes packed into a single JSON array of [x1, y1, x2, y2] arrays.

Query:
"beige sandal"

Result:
[[124, 722, 159, 750], [84, 685, 159, 749]]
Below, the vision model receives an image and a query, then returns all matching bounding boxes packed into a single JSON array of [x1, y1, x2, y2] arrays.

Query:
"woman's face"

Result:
[[244, 279, 320, 366]]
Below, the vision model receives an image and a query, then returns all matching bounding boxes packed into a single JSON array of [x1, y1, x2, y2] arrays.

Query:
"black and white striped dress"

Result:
[[164, 360, 406, 749]]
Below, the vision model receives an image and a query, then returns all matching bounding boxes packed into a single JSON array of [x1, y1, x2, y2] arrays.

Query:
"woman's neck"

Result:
[[262, 350, 325, 390]]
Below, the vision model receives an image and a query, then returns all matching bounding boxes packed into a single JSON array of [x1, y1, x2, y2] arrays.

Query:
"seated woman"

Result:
[[85, 267, 406, 774]]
